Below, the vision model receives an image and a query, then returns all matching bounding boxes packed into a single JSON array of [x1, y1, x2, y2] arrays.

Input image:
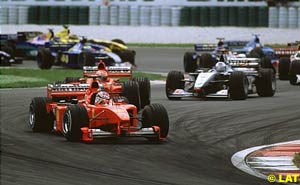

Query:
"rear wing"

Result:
[[107, 66, 132, 78], [17, 31, 43, 42], [83, 66, 132, 79], [287, 41, 300, 47], [49, 42, 75, 52], [0, 34, 18, 43], [227, 58, 260, 68], [1, 32, 43, 43], [274, 48, 297, 57], [224, 40, 248, 48], [83, 66, 98, 77], [194, 40, 248, 52], [274, 41, 299, 57], [47, 83, 90, 100], [194, 44, 216, 52]]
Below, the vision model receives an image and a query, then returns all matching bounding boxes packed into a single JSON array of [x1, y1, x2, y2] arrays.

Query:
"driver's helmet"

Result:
[[80, 37, 88, 44], [95, 70, 108, 81], [215, 62, 227, 72], [217, 40, 224, 47], [255, 43, 261, 48], [95, 91, 110, 104]]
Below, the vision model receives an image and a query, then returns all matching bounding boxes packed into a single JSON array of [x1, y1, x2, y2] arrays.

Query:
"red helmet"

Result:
[[95, 91, 110, 104]]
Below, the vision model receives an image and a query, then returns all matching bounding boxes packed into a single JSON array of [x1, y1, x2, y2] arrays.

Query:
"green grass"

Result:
[[0, 68, 165, 88], [0, 75, 48, 88], [293, 153, 300, 168]]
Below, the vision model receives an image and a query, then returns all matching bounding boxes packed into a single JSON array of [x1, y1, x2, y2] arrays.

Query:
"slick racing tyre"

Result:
[[119, 50, 136, 66], [278, 57, 290, 80], [62, 105, 89, 142], [1, 46, 14, 58], [200, 53, 215, 69], [112, 39, 126, 45], [37, 47, 54, 69], [166, 71, 184, 100], [229, 71, 248, 100], [142, 103, 169, 140], [29, 97, 53, 132], [0, 52, 11, 66], [183, 52, 197, 73], [261, 56, 276, 74], [289, 60, 300, 85], [256, 68, 276, 97], [133, 77, 150, 109], [122, 81, 141, 111]]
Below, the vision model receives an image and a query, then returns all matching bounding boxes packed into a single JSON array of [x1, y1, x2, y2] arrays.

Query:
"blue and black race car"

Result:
[[37, 38, 136, 69]]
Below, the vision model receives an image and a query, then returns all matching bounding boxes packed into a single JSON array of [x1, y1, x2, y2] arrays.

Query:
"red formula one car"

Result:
[[60, 62, 150, 110], [276, 41, 300, 80], [29, 81, 169, 142]]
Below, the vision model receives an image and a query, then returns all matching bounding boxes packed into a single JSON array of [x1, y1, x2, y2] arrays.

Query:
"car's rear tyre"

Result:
[[166, 71, 184, 100], [112, 39, 126, 45], [122, 81, 141, 111], [278, 57, 290, 80], [0, 53, 11, 66], [229, 71, 248, 100], [37, 47, 54, 69], [261, 56, 276, 74], [200, 53, 215, 69], [65, 77, 81, 83], [133, 77, 150, 109], [289, 60, 300, 85], [183, 52, 197, 72], [256, 68, 276, 97], [2, 46, 14, 58], [142, 103, 169, 140], [62, 105, 89, 142], [29, 97, 53, 132], [119, 49, 136, 66]]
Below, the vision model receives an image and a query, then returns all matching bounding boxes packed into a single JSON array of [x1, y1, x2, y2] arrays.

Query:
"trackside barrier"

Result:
[[0, 5, 299, 28]]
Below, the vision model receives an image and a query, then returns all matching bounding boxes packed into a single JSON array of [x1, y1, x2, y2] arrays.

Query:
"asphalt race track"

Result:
[[14, 47, 187, 72], [1, 48, 300, 185]]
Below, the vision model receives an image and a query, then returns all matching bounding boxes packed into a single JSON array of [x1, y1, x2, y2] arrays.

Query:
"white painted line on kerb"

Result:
[[231, 140, 300, 182]]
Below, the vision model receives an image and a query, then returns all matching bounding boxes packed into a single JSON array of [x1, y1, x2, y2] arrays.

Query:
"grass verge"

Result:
[[0, 68, 166, 88], [293, 152, 300, 168]]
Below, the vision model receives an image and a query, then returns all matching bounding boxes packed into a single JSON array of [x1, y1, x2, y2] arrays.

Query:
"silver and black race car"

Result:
[[166, 56, 276, 100], [183, 36, 275, 74]]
